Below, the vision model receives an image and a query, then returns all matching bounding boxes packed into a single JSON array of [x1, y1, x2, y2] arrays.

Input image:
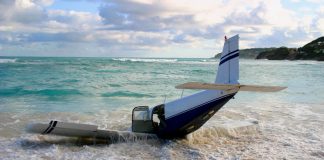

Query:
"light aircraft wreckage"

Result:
[[26, 35, 286, 139]]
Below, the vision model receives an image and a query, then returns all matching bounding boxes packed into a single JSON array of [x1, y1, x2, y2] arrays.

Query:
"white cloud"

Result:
[[34, 0, 54, 6], [98, 0, 304, 48], [307, 0, 324, 3], [47, 10, 102, 32], [317, 19, 324, 34], [6, 0, 47, 23], [0, 0, 323, 57]]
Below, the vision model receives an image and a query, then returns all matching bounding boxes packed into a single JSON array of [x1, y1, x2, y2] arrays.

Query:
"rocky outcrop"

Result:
[[256, 37, 324, 61], [256, 47, 299, 60], [296, 37, 324, 60]]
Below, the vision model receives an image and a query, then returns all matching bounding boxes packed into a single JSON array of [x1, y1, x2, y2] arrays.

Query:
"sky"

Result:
[[0, 0, 323, 58]]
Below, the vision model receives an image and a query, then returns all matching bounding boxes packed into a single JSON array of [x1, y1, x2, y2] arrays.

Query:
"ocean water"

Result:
[[0, 57, 323, 159]]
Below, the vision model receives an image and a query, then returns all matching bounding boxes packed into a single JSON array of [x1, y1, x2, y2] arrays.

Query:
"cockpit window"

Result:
[[133, 110, 149, 120]]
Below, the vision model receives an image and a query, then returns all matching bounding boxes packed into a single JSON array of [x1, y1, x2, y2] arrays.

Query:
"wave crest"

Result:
[[0, 59, 16, 63], [101, 91, 154, 98], [112, 58, 177, 63], [0, 88, 83, 97]]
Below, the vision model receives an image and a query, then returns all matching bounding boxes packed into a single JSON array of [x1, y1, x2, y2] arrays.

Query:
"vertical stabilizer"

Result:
[[215, 35, 239, 84]]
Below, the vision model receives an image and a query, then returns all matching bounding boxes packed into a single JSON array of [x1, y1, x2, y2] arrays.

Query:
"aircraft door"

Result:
[[132, 106, 155, 133]]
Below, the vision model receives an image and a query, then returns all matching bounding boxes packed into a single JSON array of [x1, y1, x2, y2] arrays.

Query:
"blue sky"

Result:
[[0, 0, 323, 57], [49, 0, 101, 13]]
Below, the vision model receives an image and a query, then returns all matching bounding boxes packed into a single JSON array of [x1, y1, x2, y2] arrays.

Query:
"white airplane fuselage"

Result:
[[132, 35, 240, 138]]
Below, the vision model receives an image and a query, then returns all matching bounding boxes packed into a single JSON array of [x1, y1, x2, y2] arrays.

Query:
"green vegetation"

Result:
[[214, 48, 276, 59], [215, 36, 324, 61]]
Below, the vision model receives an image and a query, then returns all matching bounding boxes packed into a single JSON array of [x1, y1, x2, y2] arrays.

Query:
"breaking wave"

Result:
[[101, 91, 154, 98], [0, 58, 16, 63], [0, 88, 83, 97], [112, 58, 178, 63]]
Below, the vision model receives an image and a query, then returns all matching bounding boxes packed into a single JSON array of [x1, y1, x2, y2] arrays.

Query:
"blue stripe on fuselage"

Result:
[[221, 49, 239, 60], [219, 53, 239, 65]]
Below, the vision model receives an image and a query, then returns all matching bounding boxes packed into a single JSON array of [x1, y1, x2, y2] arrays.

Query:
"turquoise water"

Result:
[[0, 57, 323, 159], [1, 57, 323, 112]]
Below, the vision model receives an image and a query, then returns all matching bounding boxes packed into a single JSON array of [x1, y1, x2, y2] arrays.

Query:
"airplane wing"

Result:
[[26, 121, 157, 140], [175, 82, 286, 92]]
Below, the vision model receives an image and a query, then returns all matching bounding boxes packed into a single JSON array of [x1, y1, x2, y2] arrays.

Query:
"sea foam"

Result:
[[0, 59, 16, 63], [112, 58, 178, 63]]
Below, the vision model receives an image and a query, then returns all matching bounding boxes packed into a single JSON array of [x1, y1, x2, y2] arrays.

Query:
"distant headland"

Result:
[[215, 36, 324, 61]]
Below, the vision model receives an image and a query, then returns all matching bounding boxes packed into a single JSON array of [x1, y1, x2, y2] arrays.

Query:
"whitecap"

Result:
[[112, 58, 178, 63], [0, 59, 16, 63]]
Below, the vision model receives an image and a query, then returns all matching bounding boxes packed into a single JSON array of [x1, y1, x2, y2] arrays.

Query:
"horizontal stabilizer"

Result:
[[175, 82, 286, 92]]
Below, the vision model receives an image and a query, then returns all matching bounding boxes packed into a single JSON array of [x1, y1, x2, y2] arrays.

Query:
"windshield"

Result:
[[133, 110, 149, 120]]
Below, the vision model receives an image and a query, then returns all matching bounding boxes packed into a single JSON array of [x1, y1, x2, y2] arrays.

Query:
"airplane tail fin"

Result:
[[215, 35, 239, 84], [175, 35, 287, 93]]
